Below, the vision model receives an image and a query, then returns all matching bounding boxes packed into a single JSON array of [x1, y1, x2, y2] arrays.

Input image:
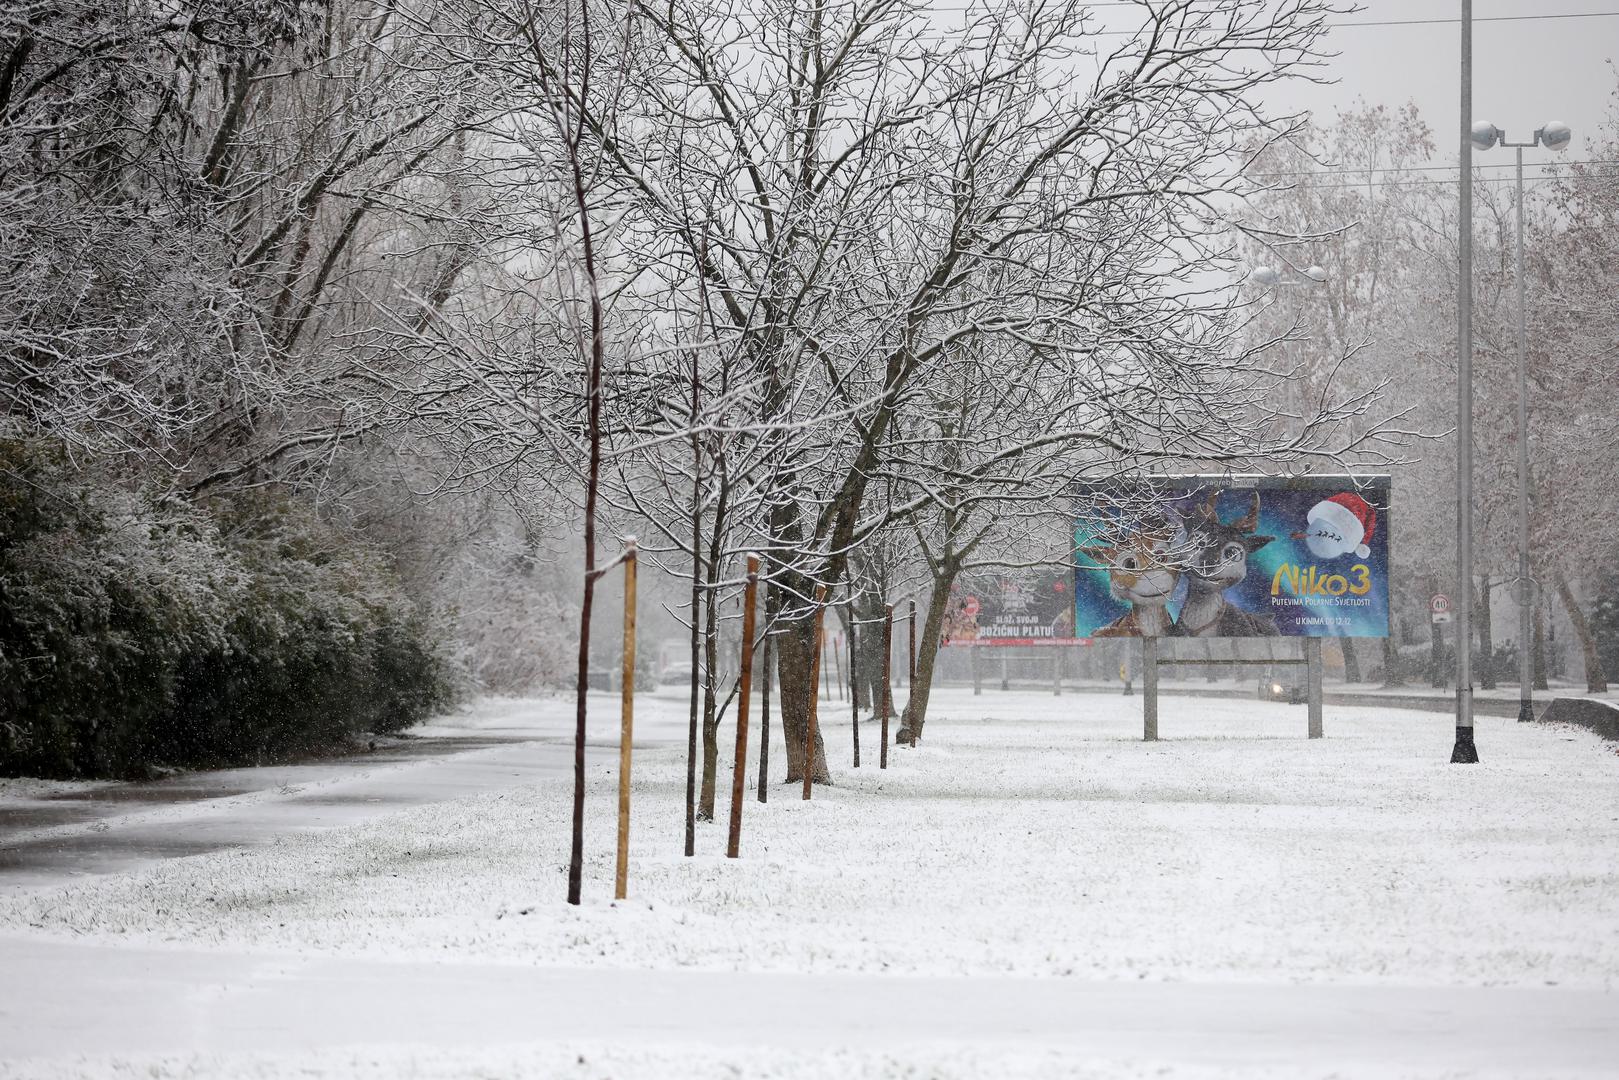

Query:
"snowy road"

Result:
[[0, 694, 686, 890], [4, 934, 1617, 1076]]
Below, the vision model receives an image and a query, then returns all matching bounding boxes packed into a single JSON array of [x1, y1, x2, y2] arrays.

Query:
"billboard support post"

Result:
[[1305, 637, 1324, 739], [1143, 636, 1159, 741], [971, 646, 982, 696], [1053, 648, 1063, 696]]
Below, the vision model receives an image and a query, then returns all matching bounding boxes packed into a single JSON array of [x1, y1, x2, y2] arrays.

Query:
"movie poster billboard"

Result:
[[1072, 475, 1391, 639], [942, 566, 1091, 646]]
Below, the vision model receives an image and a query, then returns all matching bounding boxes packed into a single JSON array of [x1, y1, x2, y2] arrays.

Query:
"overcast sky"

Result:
[[1278, 0, 1617, 173], [923, 2, 1618, 178]]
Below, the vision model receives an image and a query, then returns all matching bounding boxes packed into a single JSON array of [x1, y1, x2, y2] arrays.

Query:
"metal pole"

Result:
[[1452, 0, 1479, 763], [615, 540, 637, 899], [1514, 143, 1535, 723], [726, 555, 759, 858], [1142, 636, 1159, 742], [1305, 637, 1323, 740]]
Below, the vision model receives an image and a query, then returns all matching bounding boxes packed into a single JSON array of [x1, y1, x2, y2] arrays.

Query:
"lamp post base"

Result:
[[1450, 724, 1479, 764]]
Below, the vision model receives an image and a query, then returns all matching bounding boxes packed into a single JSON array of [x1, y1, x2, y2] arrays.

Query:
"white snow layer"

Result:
[[3, 688, 1616, 988]]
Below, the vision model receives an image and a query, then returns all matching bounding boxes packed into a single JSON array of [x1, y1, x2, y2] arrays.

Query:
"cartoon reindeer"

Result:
[[1167, 490, 1279, 637], [1081, 519, 1181, 638]]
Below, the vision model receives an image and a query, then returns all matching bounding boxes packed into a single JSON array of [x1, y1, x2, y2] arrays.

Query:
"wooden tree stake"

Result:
[[727, 555, 759, 857], [615, 540, 638, 900]]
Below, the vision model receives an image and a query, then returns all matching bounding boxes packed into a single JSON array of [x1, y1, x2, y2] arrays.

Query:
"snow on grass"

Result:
[[0, 1042, 1584, 1080], [2, 689, 1616, 987]]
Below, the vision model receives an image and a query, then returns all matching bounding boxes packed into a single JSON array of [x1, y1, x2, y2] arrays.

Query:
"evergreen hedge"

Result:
[[1, 440, 457, 778]]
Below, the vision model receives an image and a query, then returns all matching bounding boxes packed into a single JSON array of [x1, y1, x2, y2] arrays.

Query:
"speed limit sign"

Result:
[[1430, 593, 1452, 625]]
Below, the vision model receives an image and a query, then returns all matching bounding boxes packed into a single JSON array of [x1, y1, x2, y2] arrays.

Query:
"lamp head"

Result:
[[1249, 266, 1281, 287], [1301, 265, 1328, 283], [1538, 121, 1572, 151], [1469, 121, 1500, 152]]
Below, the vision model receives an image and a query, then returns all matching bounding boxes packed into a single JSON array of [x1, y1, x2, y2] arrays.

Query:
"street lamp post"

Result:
[[1452, 2, 1478, 765], [1469, 119, 1572, 724]]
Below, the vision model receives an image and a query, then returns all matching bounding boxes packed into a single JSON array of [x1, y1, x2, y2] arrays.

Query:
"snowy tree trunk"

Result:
[[1554, 570, 1608, 693], [898, 563, 959, 745], [775, 607, 831, 786], [1381, 634, 1404, 688], [1341, 637, 1362, 684]]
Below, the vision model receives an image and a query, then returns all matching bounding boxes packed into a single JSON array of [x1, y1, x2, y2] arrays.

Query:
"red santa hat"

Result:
[[1309, 493, 1376, 558]]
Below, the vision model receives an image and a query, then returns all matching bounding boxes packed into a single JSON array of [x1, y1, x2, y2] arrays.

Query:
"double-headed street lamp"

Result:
[[1469, 119, 1572, 724]]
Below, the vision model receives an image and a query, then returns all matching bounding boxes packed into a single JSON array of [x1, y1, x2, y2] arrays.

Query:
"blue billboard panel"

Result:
[[1073, 475, 1391, 639]]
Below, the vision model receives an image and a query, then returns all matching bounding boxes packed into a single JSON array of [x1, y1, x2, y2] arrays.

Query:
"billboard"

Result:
[[942, 566, 1091, 646], [1072, 475, 1391, 639]]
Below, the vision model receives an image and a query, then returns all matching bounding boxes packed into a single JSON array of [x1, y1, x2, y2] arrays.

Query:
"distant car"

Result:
[[1258, 666, 1307, 705]]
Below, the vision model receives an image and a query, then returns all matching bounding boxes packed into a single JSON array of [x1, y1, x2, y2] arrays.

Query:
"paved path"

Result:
[[0, 695, 686, 891], [2, 936, 1615, 1073]]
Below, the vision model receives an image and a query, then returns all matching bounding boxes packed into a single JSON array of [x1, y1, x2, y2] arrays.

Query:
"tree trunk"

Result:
[[1340, 636, 1361, 684], [1380, 632, 1403, 687], [1554, 569, 1608, 693], [1476, 578, 1496, 690], [1533, 596, 1550, 691], [775, 606, 831, 785], [697, 561, 722, 820], [897, 563, 959, 745]]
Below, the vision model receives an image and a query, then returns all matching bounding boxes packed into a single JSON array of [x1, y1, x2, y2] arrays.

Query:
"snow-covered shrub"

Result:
[[0, 439, 238, 775], [158, 493, 458, 765], [0, 440, 457, 778]]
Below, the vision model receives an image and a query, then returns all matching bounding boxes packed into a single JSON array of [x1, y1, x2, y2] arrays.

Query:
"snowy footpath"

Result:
[[3, 688, 1618, 1078]]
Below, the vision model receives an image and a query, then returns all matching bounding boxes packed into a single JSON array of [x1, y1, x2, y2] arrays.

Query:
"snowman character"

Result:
[[1292, 493, 1376, 560]]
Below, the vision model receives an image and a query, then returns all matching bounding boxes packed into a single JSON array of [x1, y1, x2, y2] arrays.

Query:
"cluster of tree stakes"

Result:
[[577, 547, 926, 903]]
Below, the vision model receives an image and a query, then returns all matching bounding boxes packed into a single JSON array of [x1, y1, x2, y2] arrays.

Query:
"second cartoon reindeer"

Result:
[[1167, 489, 1279, 637]]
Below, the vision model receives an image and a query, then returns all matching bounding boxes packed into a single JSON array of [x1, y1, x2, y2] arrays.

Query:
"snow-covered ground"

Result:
[[3, 688, 1618, 1077]]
